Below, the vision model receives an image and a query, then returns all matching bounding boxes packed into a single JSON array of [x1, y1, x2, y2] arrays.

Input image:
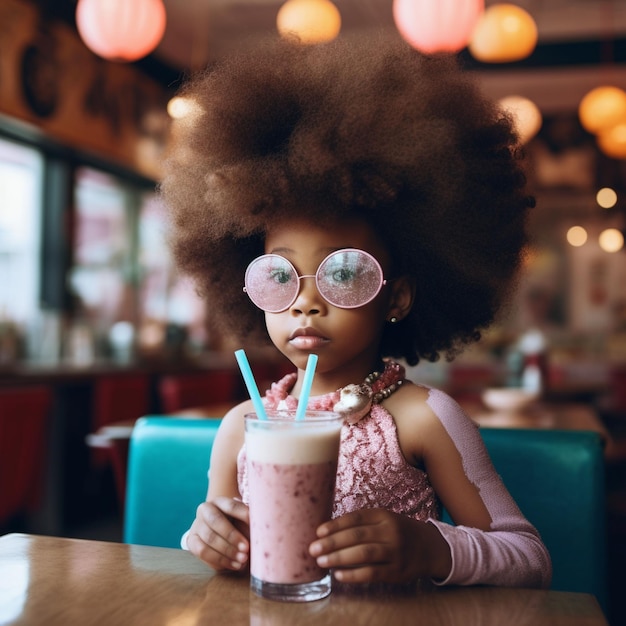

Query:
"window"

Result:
[[70, 167, 135, 334], [0, 137, 43, 334], [0, 135, 209, 365], [70, 167, 208, 360], [137, 192, 208, 354]]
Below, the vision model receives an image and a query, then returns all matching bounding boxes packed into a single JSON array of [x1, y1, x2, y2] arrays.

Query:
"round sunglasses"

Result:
[[243, 248, 388, 313]]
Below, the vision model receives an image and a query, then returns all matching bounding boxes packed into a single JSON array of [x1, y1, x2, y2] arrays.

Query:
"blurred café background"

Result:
[[0, 0, 625, 621]]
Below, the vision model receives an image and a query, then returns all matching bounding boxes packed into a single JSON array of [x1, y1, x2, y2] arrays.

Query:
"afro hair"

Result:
[[161, 31, 534, 366]]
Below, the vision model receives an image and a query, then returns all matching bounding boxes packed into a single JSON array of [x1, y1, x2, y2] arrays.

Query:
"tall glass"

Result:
[[245, 410, 343, 602]]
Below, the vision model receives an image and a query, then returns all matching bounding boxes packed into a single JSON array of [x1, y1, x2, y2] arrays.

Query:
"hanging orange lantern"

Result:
[[277, 0, 341, 45], [469, 3, 538, 63], [578, 86, 626, 135], [597, 123, 626, 159], [76, 0, 167, 62], [393, 0, 484, 54]]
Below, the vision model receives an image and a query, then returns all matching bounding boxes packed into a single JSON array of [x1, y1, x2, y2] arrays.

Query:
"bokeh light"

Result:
[[566, 226, 588, 247], [599, 228, 624, 253], [167, 96, 201, 120], [596, 187, 618, 209], [498, 95, 542, 143]]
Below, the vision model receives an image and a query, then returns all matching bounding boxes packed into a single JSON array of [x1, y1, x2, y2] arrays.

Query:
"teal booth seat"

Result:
[[124, 417, 223, 550], [124, 419, 607, 611], [459, 428, 606, 611]]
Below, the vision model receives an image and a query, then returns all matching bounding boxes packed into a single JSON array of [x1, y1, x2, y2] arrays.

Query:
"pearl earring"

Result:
[[389, 316, 398, 323]]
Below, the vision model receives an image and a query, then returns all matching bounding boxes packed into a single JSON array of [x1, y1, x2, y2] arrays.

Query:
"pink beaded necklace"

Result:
[[264, 360, 406, 424]]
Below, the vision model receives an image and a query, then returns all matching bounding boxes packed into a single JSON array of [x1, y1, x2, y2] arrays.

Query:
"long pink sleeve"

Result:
[[425, 389, 552, 589]]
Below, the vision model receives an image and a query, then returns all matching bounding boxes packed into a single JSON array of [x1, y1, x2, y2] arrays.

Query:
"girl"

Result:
[[162, 33, 551, 588]]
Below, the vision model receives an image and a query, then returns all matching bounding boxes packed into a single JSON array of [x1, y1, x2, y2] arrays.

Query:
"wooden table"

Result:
[[0, 533, 608, 626]]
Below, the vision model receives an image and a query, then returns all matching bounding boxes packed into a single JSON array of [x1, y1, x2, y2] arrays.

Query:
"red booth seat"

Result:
[[0, 386, 52, 525], [158, 370, 238, 414]]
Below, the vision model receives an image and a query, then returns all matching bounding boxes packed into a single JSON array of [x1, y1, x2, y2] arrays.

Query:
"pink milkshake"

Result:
[[245, 410, 343, 602]]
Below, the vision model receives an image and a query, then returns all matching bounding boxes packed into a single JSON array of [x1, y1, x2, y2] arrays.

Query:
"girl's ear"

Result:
[[387, 275, 415, 323]]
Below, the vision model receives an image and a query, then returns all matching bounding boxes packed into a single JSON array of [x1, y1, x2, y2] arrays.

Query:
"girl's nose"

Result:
[[290, 276, 327, 315]]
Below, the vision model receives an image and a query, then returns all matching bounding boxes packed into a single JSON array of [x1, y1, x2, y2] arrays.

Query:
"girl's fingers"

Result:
[[187, 530, 248, 571], [199, 500, 249, 549], [211, 496, 250, 525], [312, 511, 385, 557], [333, 565, 380, 584], [316, 508, 382, 538], [314, 539, 389, 569], [188, 500, 250, 570]]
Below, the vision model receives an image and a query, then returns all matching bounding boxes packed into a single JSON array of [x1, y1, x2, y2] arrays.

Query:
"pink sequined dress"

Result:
[[237, 360, 438, 522], [236, 360, 552, 590]]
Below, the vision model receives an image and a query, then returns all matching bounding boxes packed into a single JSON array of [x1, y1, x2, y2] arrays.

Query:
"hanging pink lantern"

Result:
[[393, 0, 485, 54], [76, 0, 167, 62]]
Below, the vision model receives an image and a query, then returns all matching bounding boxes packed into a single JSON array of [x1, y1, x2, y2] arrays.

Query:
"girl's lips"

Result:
[[289, 335, 329, 350], [288, 328, 329, 350]]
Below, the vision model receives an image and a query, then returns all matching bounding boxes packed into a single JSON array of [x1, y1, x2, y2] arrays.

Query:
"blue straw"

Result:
[[234, 349, 268, 421], [296, 353, 318, 421]]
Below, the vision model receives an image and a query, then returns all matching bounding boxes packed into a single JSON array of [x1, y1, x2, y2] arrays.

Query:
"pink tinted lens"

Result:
[[317, 249, 384, 308], [244, 255, 298, 312]]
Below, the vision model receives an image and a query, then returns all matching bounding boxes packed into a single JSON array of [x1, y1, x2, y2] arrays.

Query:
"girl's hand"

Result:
[[185, 496, 250, 573], [309, 508, 452, 584]]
